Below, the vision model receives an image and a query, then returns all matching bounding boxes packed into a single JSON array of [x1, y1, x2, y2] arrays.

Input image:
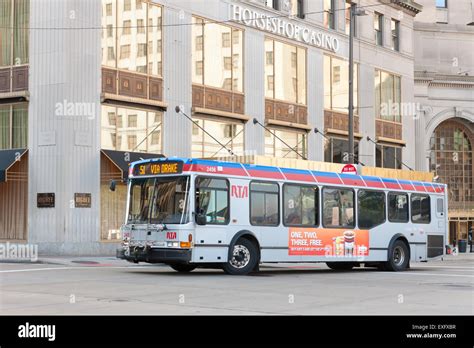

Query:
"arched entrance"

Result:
[[429, 119, 474, 246]]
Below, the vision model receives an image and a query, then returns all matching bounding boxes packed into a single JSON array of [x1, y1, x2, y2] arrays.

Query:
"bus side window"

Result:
[[411, 194, 431, 224], [358, 190, 386, 229], [283, 184, 318, 227], [322, 187, 354, 228], [388, 192, 408, 223], [195, 177, 229, 225], [250, 181, 279, 226]]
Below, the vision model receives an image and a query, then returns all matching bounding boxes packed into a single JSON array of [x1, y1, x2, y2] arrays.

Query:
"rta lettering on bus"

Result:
[[113, 157, 448, 275]]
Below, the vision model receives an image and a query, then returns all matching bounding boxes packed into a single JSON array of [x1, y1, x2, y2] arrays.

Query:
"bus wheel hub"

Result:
[[231, 245, 250, 268]]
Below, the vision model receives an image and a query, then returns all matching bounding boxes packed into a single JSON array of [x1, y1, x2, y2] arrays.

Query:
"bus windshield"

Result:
[[127, 176, 191, 224]]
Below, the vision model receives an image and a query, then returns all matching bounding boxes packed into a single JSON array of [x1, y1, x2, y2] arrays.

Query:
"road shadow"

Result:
[[125, 266, 382, 277]]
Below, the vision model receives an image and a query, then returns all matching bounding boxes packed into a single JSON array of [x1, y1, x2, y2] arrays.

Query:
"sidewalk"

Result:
[[442, 250, 474, 262]]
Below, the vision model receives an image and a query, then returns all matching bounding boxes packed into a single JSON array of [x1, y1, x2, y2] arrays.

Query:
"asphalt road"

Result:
[[1, 255, 473, 315]]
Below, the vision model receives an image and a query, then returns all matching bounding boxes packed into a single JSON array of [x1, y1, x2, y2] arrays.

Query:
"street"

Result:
[[1, 255, 473, 315]]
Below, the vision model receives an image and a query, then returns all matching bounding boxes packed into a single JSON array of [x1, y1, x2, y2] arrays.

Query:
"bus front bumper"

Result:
[[117, 246, 192, 264]]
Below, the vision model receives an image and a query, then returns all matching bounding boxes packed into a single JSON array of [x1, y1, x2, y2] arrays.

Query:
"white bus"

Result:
[[116, 158, 448, 275]]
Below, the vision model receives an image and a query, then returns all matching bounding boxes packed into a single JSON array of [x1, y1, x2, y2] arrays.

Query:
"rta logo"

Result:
[[166, 232, 177, 240], [231, 185, 248, 198]]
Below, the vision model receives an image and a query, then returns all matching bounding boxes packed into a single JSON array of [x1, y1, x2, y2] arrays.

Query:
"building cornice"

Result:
[[390, 0, 423, 15], [415, 71, 474, 88]]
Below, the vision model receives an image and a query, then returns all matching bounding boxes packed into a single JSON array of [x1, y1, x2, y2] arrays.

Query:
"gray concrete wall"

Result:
[[28, 0, 113, 255]]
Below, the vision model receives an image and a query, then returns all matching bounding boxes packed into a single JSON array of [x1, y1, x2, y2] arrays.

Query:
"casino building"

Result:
[[0, 0, 426, 254]]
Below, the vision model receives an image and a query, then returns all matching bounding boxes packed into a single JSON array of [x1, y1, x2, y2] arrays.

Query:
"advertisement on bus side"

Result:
[[288, 228, 369, 257]]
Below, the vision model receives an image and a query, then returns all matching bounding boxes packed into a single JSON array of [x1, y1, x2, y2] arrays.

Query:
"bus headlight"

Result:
[[167, 241, 179, 247]]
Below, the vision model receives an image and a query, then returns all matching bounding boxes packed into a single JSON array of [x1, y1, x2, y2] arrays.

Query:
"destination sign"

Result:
[[132, 161, 183, 176]]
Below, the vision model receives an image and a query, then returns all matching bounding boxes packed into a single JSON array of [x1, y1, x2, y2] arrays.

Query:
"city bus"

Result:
[[116, 157, 448, 275]]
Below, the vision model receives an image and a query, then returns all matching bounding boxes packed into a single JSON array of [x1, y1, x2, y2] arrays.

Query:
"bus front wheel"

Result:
[[326, 262, 356, 271], [223, 238, 258, 275], [383, 240, 410, 272], [169, 263, 197, 273]]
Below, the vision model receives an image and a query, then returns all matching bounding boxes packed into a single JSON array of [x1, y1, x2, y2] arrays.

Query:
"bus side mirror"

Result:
[[196, 211, 207, 225], [109, 180, 116, 192]]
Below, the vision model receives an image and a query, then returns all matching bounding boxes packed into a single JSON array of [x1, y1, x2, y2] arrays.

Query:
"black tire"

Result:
[[326, 262, 356, 271], [169, 263, 197, 273], [383, 239, 410, 271], [223, 238, 258, 275]]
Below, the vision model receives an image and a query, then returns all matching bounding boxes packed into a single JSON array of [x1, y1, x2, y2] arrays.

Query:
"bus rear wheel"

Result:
[[169, 263, 197, 273], [326, 262, 356, 271], [223, 238, 258, 275], [383, 240, 409, 272]]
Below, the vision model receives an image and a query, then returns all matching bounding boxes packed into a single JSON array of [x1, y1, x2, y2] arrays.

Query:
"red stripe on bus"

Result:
[[314, 176, 342, 185], [399, 183, 414, 190], [364, 180, 385, 188], [383, 182, 401, 190], [283, 173, 316, 182], [424, 185, 436, 193], [340, 178, 365, 187], [246, 169, 285, 180], [413, 185, 427, 192]]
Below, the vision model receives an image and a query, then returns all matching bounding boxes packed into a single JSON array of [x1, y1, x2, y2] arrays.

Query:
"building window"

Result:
[[376, 144, 402, 169], [324, 0, 335, 30], [137, 19, 145, 33], [265, 0, 279, 11], [374, 12, 383, 46], [0, 103, 28, 149], [195, 35, 203, 51], [283, 184, 318, 226], [107, 24, 114, 37], [195, 177, 229, 225], [222, 32, 231, 48], [102, 0, 162, 77], [0, 0, 29, 67], [266, 51, 273, 65], [429, 120, 473, 210], [291, 0, 305, 19], [324, 136, 360, 164], [358, 190, 386, 229], [106, 3, 112, 16], [107, 47, 115, 61], [391, 19, 399, 51], [250, 182, 279, 226], [137, 43, 147, 57], [436, 0, 447, 8], [195, 61, 203, 76], [324, 55, 358, 114], [375, 69, 401, 122], [265, 38, 306, 104], [124, 0, 131, 11], [120, 45, 130, 59], [101, 105, 163, 153], [223, 57, 232, 70], [411, 194, 431, 224], [265, 128, 307, 159], [192, 118, 244, 158], [128, 114, 137, 127], [192, 17, 243, 92], [322, 187, 354, 228], [123, 20, 131, 35]]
